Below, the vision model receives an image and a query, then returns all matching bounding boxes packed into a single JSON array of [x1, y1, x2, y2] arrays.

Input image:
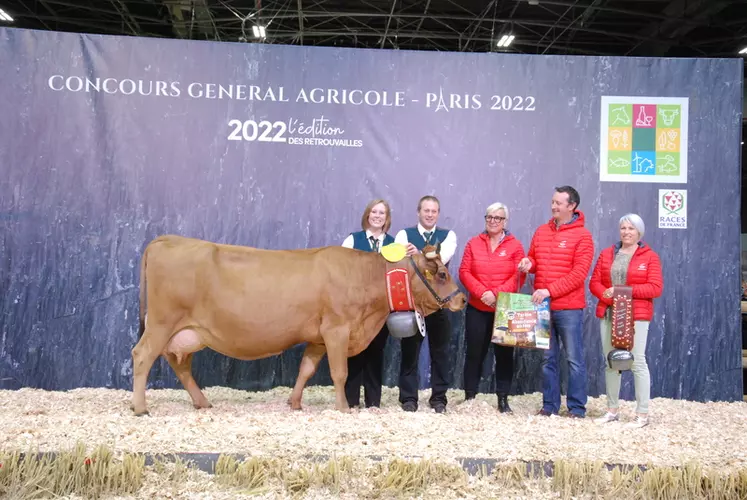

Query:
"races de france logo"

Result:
[[658, 189, 687, 229], [662, 190, 684, 214]]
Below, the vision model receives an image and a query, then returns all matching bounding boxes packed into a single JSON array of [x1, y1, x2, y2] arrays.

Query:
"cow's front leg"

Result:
[[289, 343, 327, 410], [325, 331, 351, 412]]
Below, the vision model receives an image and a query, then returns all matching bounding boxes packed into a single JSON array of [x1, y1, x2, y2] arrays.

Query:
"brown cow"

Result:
[[130, 234, 466, 415]]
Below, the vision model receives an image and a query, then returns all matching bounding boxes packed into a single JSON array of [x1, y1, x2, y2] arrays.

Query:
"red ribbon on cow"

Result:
[[385, 267, 415, 312]]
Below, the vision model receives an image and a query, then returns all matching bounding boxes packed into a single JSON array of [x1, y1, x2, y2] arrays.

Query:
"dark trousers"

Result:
[[345, 325, 389, 407], [398, 308, 452, 407], [463, 305, 514, 396]]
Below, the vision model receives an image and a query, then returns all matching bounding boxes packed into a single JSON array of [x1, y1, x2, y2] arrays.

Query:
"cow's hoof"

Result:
[[193, 401, 213, 410], [289, 402, 303, 411], [130, 402, 149, 416]]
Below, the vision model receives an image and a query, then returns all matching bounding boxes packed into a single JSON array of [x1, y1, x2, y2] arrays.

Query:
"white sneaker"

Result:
[[625, 416, 649, 429], [593, 412, 619, 424]]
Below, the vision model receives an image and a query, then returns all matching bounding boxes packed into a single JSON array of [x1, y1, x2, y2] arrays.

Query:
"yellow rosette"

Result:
[[381, 242, 407, 263]]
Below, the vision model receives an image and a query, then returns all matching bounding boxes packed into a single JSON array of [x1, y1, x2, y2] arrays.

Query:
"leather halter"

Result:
[[408, 256, 462, 306], [385, 256, 461, 312]]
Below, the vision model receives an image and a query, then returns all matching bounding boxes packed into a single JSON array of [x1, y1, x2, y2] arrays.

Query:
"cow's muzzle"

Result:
[[409, 256, 464, 307]]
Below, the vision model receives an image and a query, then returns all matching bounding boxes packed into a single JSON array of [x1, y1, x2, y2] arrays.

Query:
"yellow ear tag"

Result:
[[425, 270, 433, 280], [381, 242, 407, 263]]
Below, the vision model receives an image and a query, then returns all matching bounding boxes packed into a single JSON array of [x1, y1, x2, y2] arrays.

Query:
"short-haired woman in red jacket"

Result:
[[459, 202, 525, 413], [589, 213, 663, 429]]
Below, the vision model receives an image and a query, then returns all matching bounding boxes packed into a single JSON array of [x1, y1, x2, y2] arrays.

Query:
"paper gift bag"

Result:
[[491, 291, 551, 350]]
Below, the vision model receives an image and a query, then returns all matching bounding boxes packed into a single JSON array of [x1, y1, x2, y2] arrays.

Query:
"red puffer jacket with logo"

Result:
[[526, 211, 595, 311], [589, 242, 664, 321], [459, 231, 526, 312]]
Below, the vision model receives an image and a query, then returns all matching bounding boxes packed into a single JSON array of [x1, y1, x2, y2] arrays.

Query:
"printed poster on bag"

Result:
[[492, 292, 551, 350]]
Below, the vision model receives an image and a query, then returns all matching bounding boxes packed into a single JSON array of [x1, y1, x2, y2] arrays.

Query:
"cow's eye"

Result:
[[437, 271, 447, 280]]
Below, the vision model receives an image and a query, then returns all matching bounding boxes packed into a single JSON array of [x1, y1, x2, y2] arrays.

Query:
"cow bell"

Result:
[[386, 311, 423, 339], [607, 349, 634, 372]]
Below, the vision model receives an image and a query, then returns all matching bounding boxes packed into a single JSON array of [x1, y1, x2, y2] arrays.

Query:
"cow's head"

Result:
[[658, 108, 679, 126], [408, 244, 466, 315]]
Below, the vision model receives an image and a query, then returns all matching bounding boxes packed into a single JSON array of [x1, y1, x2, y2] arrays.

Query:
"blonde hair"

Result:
[[361, 199, 392, 233]]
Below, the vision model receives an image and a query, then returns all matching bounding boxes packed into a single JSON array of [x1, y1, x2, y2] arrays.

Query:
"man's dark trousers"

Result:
[[398, 309, 452, 408]]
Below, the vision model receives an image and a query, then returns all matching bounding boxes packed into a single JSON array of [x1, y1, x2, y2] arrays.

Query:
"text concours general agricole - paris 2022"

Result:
[[46, 75, 538, 149]]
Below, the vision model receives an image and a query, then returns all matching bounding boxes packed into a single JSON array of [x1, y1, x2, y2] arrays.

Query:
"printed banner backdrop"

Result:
[[0, 27, 743, 403]]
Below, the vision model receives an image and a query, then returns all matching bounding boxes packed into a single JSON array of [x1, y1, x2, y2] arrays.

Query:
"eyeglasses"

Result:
[[485, 215, 506, 222]]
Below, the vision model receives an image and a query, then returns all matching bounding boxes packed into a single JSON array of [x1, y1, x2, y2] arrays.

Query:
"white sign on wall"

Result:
[[658, 189, 687, 229]]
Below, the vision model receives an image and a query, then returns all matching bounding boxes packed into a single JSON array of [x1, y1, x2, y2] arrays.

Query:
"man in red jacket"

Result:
[[518, 185, 594, 418]]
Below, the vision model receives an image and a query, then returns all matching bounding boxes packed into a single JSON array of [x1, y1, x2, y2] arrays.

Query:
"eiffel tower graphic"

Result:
[[434, 87, 449, 113]]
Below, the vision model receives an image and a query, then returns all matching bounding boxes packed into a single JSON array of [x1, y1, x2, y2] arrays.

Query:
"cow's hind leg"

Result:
[[164, 352, 212, 410], [288, 343, 326, 411], [131, 325, 173, 416]]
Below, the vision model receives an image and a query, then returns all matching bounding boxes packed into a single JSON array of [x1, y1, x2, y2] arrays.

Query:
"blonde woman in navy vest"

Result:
[[341, 199, 395, 408]]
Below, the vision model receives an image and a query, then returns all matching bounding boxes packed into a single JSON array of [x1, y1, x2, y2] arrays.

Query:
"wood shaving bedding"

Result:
[[1, 386, 746, 471]]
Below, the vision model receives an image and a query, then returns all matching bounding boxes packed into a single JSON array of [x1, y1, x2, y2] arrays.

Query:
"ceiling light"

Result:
[[739, 47, 747, 55], [252, 25, 267, 39], [0, 8, 13, 22], [528, 0, 539, 4], [497, 34, 515, 48]]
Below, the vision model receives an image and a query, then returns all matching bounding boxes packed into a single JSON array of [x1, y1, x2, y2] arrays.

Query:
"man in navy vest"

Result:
[[342, 199, 395, 408], [394, 195, 458, 413]]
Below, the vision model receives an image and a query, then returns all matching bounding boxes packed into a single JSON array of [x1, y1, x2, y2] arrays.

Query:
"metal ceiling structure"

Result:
[[1, 0, 746, 58]]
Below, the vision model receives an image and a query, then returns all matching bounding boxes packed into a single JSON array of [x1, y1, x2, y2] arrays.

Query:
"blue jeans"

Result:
[[541, 309, 587, 417]]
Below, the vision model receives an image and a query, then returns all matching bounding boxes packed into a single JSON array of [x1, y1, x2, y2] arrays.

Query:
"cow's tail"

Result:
[[138, 243, 148, 339]]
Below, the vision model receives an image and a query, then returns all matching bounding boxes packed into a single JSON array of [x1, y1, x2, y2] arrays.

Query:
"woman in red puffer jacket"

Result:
[[459, 202, 525, 413], [589, 213, 663, 429]]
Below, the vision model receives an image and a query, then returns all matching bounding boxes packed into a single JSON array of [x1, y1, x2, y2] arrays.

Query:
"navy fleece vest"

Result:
[[404, 226, 449, 251], [351, 231, 394, 252]]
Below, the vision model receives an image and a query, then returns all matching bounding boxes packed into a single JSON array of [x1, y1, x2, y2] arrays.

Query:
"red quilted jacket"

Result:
[[526, 211, 595, 311], [459, 232, 526, 312], [589, 242, 663, 321]]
